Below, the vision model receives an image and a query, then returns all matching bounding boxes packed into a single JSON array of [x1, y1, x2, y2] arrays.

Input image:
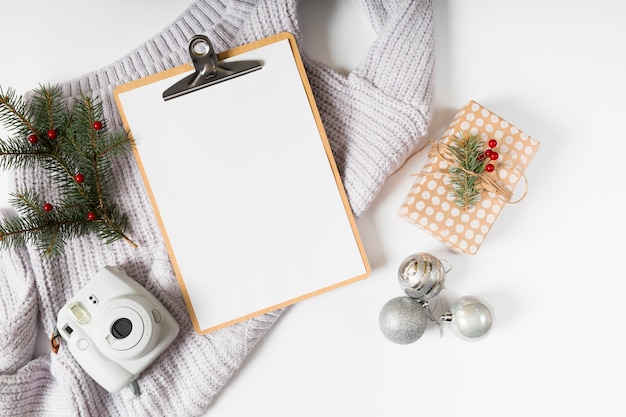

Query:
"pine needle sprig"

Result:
[[0, 189, 79, 256], [448, 130, 488, 209], [0, 84, 136, 258], [29, 85, 68, 137], [0, 86, 36, 138], [0, 135, 51, 170]]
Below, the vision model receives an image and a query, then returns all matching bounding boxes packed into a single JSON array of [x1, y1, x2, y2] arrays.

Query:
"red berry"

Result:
[[93, 121, 103, 130], [489, 151, 499, 160], [484, 149, 493, 157], [28, 134, 39, 144], [43, 203, 53, 212], [87, 212, 97, 221], [485, 163, 495, 172], [74, 173, 85, 183], [488, 139, 498, 148], [47, 129, 57, 140]]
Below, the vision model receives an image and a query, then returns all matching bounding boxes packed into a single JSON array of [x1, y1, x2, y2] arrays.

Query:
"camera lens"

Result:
[[111, 318, 133, 339]]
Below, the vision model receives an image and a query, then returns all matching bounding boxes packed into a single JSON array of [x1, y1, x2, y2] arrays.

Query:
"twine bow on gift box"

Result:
[[428, 130, 528, 210]]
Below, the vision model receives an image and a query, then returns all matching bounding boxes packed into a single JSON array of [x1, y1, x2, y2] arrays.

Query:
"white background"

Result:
[[1, 1, 625, 416]]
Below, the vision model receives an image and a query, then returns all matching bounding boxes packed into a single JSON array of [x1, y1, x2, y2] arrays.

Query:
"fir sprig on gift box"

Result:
[[447, 130, 488, 209], [0, 85, 136, 258]]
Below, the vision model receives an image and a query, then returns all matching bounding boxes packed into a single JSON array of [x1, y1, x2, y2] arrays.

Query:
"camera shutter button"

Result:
[[152, 309, 162, 323], [78, 339, 89, 350]]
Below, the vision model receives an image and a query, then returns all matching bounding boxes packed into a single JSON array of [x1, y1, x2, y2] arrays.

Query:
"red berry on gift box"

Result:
[[93, 121, 103, 130], [28, 134, 39, 144], [485, 163, 495, 172], [47, 129, 57, 140], [43, 203, 53, 212], [485, 149, 493, 157], [87, 212, 97, 221], [489, 151, 499, 160], [488, 139, 498, 148], [74, 173, 85, 183]]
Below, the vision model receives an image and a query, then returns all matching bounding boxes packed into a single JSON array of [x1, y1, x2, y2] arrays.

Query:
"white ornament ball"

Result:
[[443, 296, 494, 341], [379, 296, 428, 344]]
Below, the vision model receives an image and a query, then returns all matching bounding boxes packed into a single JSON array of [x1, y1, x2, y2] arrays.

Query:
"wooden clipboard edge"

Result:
[[113, 31, 371, 334], [200, 270, 370, 334]]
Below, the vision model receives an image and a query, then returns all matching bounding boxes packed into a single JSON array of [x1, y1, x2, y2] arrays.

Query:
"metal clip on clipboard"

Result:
[[162, 35, 263, 101]]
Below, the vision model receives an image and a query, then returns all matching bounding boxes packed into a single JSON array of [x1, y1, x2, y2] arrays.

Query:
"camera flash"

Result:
[[69, 302, 91, 325]]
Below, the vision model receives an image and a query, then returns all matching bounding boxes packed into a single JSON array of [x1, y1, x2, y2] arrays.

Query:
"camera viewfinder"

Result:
[[69, 302, 91, 325]]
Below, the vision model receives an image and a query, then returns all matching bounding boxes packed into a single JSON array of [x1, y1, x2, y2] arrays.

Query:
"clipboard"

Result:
[[114, 32, 370, 334]]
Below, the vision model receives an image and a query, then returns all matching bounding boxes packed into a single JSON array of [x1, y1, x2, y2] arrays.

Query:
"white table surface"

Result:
[[2, 1, 625, 416]]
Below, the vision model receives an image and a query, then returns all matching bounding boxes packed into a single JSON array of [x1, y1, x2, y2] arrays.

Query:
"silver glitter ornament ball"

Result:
[[397, 252, 447, 300], [379, 296, 428, 344]]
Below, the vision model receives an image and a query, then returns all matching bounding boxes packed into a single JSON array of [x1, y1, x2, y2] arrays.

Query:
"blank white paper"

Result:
[[115, 34, 369, 333]]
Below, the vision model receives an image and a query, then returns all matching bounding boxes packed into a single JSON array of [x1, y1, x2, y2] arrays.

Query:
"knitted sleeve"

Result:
[[0, 217, 61, 415], [0, 227, 38, 375]]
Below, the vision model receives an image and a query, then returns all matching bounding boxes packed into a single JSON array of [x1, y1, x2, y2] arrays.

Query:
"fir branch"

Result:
[[8, 188, 47, 217], [0, 191, 71, 257], [95, 205, 136, 247], [448, 130, 488, 209], [0, 136, 51, 170], [0, 87, 37, 137], [0, 85, 137, 258], [0, 215, 32, 250], [29, 85, 68, 135]]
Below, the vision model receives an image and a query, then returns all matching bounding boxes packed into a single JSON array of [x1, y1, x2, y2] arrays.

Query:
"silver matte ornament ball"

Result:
[[379, 296, 428, 344], [397, 252, 447, 300]]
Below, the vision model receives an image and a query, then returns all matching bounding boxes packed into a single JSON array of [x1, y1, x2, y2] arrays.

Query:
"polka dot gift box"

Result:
[[399, 101, 540, 254]]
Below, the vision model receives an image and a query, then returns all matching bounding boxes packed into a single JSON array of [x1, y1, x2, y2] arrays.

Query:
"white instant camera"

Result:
[[56, 266, 179, 393]]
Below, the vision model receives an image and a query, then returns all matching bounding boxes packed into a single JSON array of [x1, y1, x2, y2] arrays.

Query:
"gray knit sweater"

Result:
[[0, 0, 434, 415]]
